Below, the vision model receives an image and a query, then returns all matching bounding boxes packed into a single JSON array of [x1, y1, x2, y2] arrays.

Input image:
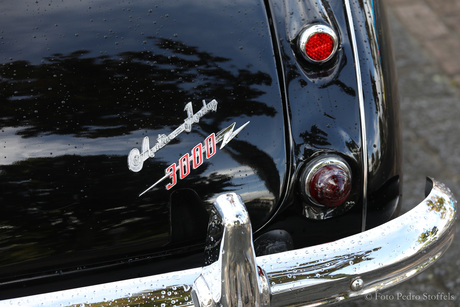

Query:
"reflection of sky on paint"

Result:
[[1, 0, 283, 169], [0, 125, 210, 166], [207, 175, 273, 205], [211, 163, 276, 201], [1, 0, 285, 199], [3, 122, 279, 217], [1, 114, 281, 162], [217, 165, 254, 179], [1, 127, 138, 165], [1, 0, 274, 75]]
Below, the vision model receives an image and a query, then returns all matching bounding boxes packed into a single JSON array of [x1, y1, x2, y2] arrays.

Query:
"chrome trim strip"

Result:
[[344, 0, 369, 231], [1, 179, 456, 307]]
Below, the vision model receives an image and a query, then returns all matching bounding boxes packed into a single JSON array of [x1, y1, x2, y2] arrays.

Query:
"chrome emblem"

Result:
[[139, 121, 250, 196], [128, 99, 218, 172]]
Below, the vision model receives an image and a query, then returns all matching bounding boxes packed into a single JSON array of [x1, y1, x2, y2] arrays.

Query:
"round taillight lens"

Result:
[[298, 25, 338, 63], [309, 164, 351, 207], [305, 33, 334, 62]]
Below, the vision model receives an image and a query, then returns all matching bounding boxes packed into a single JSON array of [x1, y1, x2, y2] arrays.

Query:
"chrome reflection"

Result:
[[265, 179, 456, 305], [1, 179, 456, 306], [191, 193, 270, 306]]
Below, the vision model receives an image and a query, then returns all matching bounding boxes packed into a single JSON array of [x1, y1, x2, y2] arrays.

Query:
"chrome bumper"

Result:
[[1, 179, 456, 306]]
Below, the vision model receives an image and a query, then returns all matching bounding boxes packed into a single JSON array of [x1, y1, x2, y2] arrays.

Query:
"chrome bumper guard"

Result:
[[2, 179, 456, 307]]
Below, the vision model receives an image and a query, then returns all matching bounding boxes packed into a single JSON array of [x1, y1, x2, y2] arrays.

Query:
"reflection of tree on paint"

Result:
[[0, 38, 282, 279], [0, 38, 276, 139], [0, 154, 235, 272], [296, 125, 331, 157]]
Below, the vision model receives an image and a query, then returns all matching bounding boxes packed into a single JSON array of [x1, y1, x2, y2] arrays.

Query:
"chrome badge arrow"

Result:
[[216, 121, 250, 149]]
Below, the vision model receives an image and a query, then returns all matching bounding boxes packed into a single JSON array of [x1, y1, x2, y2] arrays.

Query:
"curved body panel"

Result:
[[1, 0, 288, 283], [0, 0, 403, 297]]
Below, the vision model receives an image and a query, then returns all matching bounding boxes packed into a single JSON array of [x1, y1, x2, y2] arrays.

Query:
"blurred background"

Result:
[[349, 0, 460, 306]]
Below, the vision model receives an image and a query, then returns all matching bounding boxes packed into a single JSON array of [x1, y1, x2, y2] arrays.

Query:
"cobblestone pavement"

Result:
[[387, 0, 460, 86], [346, 1, 460, 306], [388, 0, 460, 86]]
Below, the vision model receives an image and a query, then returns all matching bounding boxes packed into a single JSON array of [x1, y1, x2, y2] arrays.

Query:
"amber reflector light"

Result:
[[309, 165, 351, 207]]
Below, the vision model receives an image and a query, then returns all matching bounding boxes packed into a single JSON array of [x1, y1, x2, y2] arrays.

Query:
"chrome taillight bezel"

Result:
[[299, 155, 355, 220], [298, 24, 339, 63]]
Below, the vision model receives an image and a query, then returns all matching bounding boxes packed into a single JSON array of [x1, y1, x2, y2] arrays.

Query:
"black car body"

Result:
[[0, 0, 456, 305]]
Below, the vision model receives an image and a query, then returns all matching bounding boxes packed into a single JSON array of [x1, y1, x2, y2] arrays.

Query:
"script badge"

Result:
[[128, 99, 218, 172]]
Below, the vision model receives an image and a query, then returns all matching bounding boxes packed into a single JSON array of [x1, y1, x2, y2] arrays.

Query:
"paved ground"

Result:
[[389, 0, 460, 86], [347, 1, 460, 306]]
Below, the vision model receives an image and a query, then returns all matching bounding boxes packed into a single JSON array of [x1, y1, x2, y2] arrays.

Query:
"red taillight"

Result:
[[305, 33, 335, 62], [309, 164, 351, 207], [301, 157, 351, 208], [298, 25, 338, 63]]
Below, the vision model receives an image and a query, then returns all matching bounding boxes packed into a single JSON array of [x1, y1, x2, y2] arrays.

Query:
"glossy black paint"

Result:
[[0, 0, 401, 293], [0, 0, 287, 283], [262, 0, 401, 239], [365, 0, 402, 228]]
